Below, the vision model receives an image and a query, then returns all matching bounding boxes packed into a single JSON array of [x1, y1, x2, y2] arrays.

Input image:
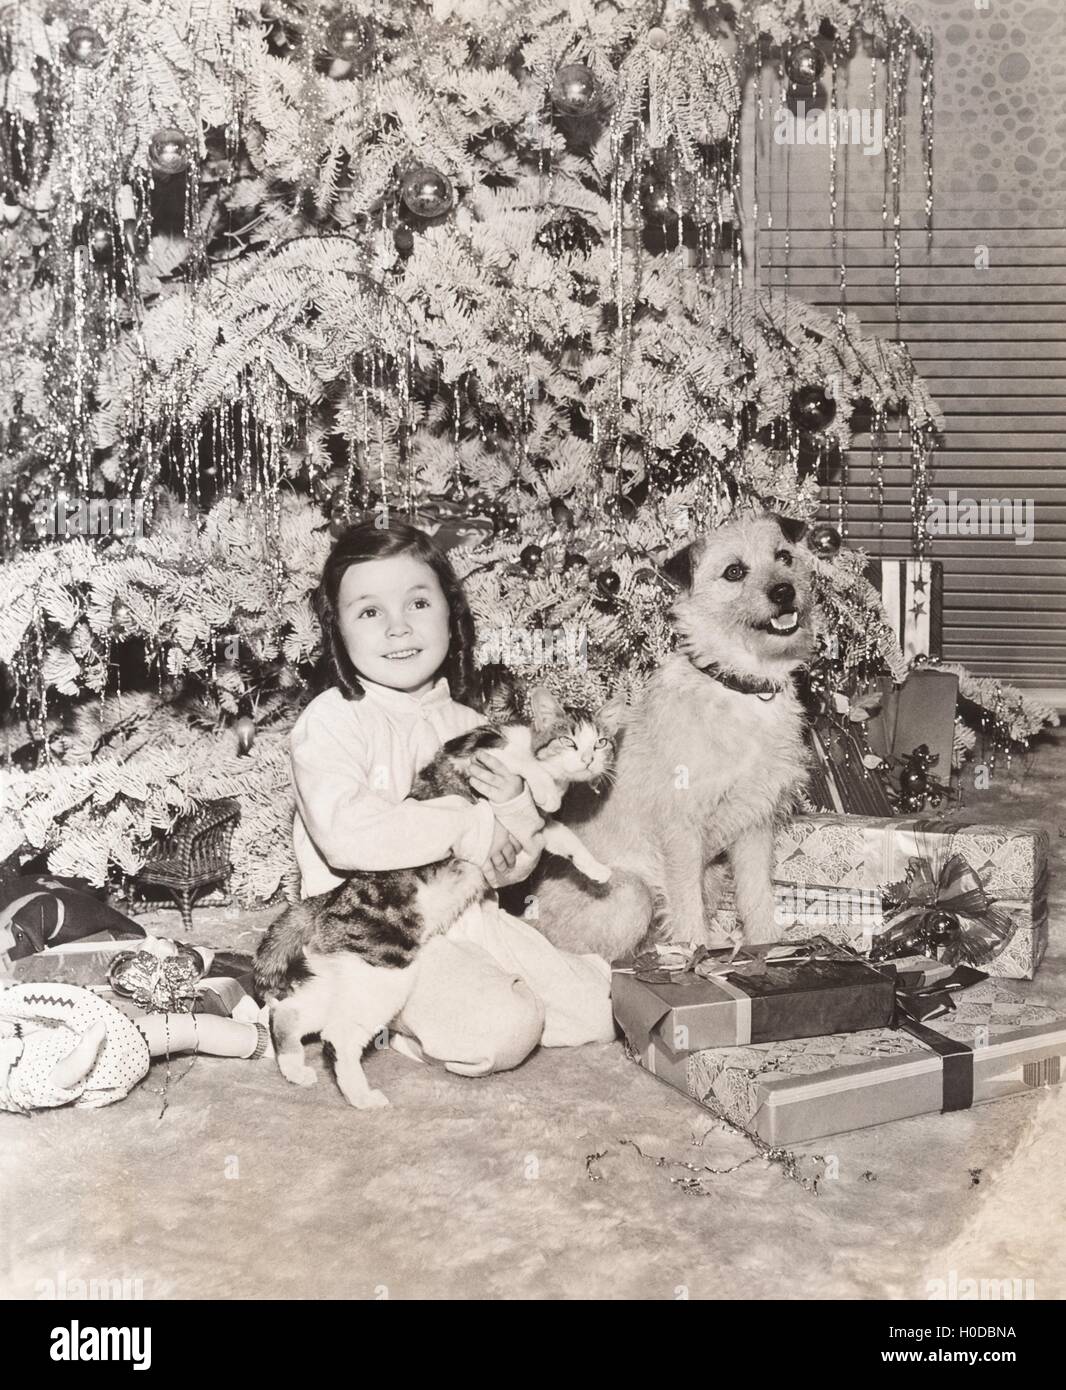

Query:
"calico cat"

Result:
[[255, 856, 486, 1109], [254, 685, 626, 1109], [411, 686, 627, 884]]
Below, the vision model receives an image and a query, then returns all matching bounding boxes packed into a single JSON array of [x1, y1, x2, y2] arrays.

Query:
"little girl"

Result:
[[288, 520, 615, 1077]]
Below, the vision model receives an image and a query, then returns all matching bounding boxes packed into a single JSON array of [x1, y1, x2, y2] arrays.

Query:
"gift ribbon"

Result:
[[897, 1017, 974, 1113], [880, 852, 1014, 965]]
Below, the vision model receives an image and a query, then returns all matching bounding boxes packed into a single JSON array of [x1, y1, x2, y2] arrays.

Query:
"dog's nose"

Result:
[[768, 581, 795, 609]]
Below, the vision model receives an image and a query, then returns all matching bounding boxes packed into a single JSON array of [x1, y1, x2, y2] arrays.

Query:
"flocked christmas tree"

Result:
[[0, 0, 1057, 904]]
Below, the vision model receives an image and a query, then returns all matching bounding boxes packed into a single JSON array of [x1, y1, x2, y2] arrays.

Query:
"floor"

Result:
[[3, 729, 1065, 1301]]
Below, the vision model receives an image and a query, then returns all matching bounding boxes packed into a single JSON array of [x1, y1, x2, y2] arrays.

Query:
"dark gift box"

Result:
[[612, 937, 896, 1052]]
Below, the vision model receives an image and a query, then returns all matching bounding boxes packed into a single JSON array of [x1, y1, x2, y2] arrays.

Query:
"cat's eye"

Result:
[[775, 550, 793, 567], [557, 737, 577, 749], [595, 737, 611, 748], [722, 563, 746, 582]]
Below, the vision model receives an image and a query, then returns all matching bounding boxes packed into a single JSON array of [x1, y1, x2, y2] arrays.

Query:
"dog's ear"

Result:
[[662, 541, 701, 594], [770, 513, 807, 546]]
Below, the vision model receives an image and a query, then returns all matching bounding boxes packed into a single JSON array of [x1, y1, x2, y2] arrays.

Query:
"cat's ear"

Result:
[[528, 686, 566, 732], [597, 693, 629, 736]]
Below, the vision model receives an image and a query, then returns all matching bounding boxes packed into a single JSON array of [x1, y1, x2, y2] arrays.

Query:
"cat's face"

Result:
[[527, 688, 627, 785]]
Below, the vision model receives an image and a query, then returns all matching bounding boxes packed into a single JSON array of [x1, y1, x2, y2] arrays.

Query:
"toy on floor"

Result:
[[0, 981, 270, 1115]]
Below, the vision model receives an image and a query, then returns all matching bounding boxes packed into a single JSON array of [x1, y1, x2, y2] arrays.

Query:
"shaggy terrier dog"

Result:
[[532, 511, 813, 960]]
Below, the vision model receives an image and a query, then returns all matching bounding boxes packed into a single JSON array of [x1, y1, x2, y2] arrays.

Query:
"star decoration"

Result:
[[910, 600, 926, 621], [912, 571, 928, 594]]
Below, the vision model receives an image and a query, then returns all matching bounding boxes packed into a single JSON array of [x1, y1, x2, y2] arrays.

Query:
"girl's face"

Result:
[[337, 553, 451, 695]]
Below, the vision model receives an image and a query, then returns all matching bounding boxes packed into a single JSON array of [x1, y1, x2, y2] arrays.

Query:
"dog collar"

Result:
[[694, 661, 785, 701]]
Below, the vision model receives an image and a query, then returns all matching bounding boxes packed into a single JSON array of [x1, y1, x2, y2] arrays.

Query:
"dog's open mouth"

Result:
[[755, 611, 801, 636]]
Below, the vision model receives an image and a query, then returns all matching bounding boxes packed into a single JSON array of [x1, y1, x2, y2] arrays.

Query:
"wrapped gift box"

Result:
[[612, 937, 896, 1051], [618, 979, 1066, 1145], [713, 815, 1048, 980]]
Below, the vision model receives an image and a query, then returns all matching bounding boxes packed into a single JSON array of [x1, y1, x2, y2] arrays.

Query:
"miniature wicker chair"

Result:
[[134, 798, 240, 931]]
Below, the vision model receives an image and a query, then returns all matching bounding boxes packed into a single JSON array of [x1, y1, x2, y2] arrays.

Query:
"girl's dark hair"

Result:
[[313, 520, 480, 707]]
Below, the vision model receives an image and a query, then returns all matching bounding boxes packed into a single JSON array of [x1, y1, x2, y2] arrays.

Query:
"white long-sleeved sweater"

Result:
[[290, 677, 537, 898]]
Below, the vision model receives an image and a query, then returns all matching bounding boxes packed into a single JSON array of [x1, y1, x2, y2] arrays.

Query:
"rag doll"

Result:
[[254, 686, 626, 1109]]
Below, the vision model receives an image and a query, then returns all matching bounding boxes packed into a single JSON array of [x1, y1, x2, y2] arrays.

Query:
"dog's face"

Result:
[[665, 513, 814, 680]]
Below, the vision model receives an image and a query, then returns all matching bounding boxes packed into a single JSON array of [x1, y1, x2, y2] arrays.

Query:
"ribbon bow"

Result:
[[877, 852, 1015, 966]]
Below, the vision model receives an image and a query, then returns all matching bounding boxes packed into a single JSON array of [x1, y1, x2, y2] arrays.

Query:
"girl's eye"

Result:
[[723, 563, 746, 582], [775, 550, 793, 567], [357, 607, 379, 620], [410, 598, 430, 610]]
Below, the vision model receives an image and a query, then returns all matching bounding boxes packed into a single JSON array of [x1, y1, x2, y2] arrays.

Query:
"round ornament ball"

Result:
[[149, 128, 190, 176], [923, 909, 959, 945], [66, 24, 106, 69], [790, 384, 837, 434], [87, 224, 114, 265], [647, 27, 669, 51], [596, 568, 621, 597], [520, 544, 543, 573], [550, 498, 574, 531], [808, 524, 842, 557], [639, 168, 676, 222], [787, 43, 826, 88], [330, 507, 351, 538], [899, 766, 928, 794], [2, 193, 22, 225], [400, 166, 455, 220], [325, 12, 374, 68], [393, 225, 415, 258], [551, 63, 600, 117], [235, 716, 256, 756]]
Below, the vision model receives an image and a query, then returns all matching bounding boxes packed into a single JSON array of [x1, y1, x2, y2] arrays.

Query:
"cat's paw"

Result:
[[277, 1058, 317, 1087], [579, 859, 613, 884], [352, 1088, 390, 1110]]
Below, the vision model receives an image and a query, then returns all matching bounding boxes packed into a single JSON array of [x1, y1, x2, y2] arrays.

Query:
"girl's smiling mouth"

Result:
[[383, 647, 422, 660]]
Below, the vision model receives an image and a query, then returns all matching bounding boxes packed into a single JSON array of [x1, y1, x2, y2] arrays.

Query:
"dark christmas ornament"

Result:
[[393, 225, 415, 258], [265, 20, 303, 57], [786, 42, 826, 88], [330, 507, 351, 538], [563, 551, 587, 572], [923, 910, 960, 947], [550, 498, 574, 531], [1, 192, 21, 225], [86, 222, 115, 265], [235, 716, 256, 756], [808, 523, 842, 557], [400, 165, 455, 219], [899, 766, 927, 794], [790, 384, 837, 434], [325, 11, 374, 69], [639, 166, 678, 223], [66, 24, 106, 69], [596, 568, 621, 597], [149, 127, 190, 176], [535, 212, 596, 257], [520, 544, 543, 573], [551, 62, 600, 117]]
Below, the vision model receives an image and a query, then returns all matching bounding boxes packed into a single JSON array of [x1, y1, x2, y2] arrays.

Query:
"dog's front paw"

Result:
[[578, 858, 613, 884], [278, 1058, 317, 1087], [352, 1088, 390, 1110]]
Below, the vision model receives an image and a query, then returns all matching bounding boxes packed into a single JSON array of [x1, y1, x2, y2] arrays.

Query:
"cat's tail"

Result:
[[254, 902, 312, 999]]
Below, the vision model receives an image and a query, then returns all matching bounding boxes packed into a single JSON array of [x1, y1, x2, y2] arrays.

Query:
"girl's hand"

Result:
[[468, 752, 524, 804], [486, 819, 521, 877]]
